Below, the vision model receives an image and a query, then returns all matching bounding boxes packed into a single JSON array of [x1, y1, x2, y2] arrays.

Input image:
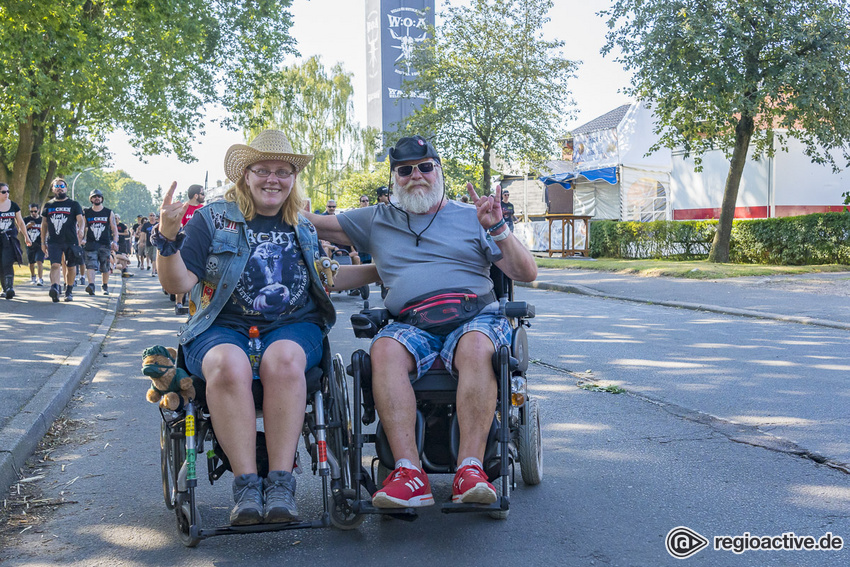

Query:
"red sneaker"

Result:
[[372, 466, 434, 508], [452, 464, 497, 504]]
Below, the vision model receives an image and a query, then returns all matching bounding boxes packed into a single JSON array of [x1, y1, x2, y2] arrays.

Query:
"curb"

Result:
[[0, 279, 125, 496], [518, 280, 850, 331]]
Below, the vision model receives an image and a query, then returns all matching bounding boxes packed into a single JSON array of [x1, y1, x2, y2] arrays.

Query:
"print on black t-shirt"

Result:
[[23, 215, 42, 246], [0, 202, 21, 236], [235, 224, 309, 317]]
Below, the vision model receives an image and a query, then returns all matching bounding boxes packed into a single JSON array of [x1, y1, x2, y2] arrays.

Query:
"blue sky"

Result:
[[109, 0, 633, 193]]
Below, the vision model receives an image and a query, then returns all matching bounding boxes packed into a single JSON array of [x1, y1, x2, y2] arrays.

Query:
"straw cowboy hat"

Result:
[[223, 130, 313, 182]]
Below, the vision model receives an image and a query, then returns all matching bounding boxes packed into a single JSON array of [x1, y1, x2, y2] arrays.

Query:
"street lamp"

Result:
[[71, 167, 97, 201]]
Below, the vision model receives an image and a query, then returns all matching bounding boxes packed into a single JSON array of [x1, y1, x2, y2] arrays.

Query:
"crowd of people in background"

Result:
[[0, 178, 208, 312]]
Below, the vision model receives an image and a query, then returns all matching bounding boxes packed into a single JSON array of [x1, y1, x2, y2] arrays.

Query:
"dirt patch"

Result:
[[0, 414, 97, 548]]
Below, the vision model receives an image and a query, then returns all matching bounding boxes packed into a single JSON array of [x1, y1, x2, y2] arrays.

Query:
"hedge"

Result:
[[589, 212, 850, 265]]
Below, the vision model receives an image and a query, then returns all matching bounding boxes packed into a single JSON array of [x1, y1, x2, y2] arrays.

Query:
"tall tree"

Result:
[[400, 0, 576, 193], [0, 0, 298, 206], [247, 56, 367, 201], [603, 0, 850, 262]]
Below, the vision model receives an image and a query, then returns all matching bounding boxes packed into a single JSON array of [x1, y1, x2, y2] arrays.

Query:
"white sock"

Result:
[[460, 457, 483, 470], [395, 458, 420, 472]]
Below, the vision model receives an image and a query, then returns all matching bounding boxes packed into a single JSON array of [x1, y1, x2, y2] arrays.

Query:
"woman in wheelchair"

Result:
[[153, 130, 377, 526]]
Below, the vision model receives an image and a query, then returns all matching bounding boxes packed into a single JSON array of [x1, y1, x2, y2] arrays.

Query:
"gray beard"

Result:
[[395, 180, 443, 214]]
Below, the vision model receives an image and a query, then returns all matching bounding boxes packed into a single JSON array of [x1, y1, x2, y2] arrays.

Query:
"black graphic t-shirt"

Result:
[[43, 198, 83, 244], [84, 206, 113, 250], [0, 201, 21, 237], [182, 212, 322, 334], [501, 201, 516, 230], [117, 222, 129, 252], [23, 215, 42, 247]]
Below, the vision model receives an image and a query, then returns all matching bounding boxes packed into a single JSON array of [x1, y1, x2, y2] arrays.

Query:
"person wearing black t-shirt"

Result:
[[501, 190, 518, 231], [41, 177, 85, 302], [23, 203, 44, 286], [155, 129, 376, 526], [82, 189, 118, 296], [0, 182, 31, 299]]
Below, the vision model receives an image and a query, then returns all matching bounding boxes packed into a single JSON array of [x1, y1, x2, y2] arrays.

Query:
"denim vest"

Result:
[[176, 200, 336, 346]]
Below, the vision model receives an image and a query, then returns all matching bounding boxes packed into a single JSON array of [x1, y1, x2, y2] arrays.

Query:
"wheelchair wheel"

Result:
[[488, 477, 509, 520], [330, 488, 365, 530], [176, 500, 201, 547], [328, 354, 355, 487], [160, 419, 184, 510], [327, 354, 365, 529], [518, 398, 543, 485]]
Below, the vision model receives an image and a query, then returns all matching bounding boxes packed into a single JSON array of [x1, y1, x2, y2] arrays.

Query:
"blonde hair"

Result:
[[224, 165, 304, 225], [52, 177, 68, 187]]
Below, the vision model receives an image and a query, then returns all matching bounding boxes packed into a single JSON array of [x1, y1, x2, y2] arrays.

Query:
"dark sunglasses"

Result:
[[0, 190, 9, 194], [54, 183, 67, 189], [360, 199, 369, 202], [395, 161, 438, 177]]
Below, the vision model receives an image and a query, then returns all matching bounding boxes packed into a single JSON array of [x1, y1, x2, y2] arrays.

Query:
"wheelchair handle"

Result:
[[502, 300, 535, 319], [350, 308, 391, 339]]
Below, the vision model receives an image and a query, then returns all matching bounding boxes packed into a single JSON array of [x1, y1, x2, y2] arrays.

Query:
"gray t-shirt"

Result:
[[337, 200, 503, 314]]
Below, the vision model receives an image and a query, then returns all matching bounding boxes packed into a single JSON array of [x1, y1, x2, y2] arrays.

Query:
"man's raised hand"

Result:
[[159, 181, 188, 240], [466, 182, 504, 230]]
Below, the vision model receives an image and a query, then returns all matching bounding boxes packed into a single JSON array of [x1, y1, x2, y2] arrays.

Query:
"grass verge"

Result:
[[533, 256, 850, 279]]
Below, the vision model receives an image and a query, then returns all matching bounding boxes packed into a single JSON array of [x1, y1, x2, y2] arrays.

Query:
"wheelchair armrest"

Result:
[[503, 301, 535, 319], [351, 308, 391, 339]]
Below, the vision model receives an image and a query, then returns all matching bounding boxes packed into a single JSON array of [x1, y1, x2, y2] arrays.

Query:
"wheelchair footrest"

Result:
[[199, 517, 327, 538], [352, 501, 419, 521], [440, 496, 509, 514]]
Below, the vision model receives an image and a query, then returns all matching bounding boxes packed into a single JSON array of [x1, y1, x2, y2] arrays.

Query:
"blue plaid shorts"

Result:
[[372, 312, 512, 381]]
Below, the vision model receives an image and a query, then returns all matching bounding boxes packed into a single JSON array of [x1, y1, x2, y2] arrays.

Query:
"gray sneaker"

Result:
[[230, 473, 263, 526], [263, 470, 298, 523]]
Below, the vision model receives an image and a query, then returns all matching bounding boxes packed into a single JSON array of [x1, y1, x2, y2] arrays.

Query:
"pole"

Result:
[[71, 167, 96, 201], [523, 171, 529, 222]]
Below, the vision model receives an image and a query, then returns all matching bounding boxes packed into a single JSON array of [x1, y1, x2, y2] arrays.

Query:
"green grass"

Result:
[[534, 256, 850, 279]]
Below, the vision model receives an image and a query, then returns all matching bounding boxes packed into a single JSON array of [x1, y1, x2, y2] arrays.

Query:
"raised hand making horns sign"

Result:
[[158, 181, 189, 241], [466, 182, 507, 235]]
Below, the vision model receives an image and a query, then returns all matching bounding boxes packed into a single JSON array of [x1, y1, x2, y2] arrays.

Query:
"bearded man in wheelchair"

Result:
[[307, 135, 538, 508]]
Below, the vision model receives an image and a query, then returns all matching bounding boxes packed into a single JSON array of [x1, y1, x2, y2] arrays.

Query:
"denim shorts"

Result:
[[183, 322, 324, 381], [372, 313, 512, 381]]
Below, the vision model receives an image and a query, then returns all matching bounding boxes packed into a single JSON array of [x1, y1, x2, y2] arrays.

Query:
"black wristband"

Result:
[[150, 227, 186, 257]]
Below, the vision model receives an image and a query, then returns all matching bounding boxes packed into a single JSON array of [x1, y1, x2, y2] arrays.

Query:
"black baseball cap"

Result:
[[388, 135, 441, 168], [376, 186, 390, 197]]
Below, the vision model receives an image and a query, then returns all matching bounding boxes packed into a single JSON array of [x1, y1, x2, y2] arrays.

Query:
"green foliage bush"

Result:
[[590, 213, 850, 265]]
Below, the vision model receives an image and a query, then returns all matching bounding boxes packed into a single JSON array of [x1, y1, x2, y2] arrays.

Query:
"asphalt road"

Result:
[[1, 279, 848, 566]]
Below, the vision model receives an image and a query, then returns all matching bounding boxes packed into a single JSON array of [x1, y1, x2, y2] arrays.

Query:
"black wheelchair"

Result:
[[159, 340, 364, 546], [346, 266, 542, 520]]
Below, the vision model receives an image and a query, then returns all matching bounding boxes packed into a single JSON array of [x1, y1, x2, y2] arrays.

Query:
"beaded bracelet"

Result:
[[486, 218, 506, 233]]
